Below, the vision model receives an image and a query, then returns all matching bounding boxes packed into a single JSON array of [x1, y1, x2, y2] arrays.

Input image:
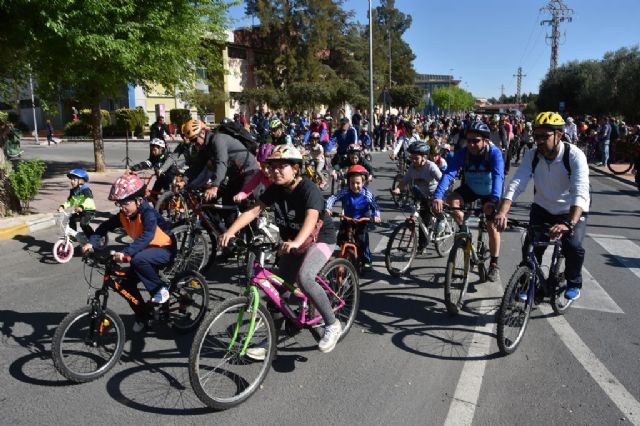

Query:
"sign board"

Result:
[[155, 104, 166, 119]]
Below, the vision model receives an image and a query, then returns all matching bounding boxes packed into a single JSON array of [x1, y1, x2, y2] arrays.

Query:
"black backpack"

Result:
[[216, 121, 259, 155]]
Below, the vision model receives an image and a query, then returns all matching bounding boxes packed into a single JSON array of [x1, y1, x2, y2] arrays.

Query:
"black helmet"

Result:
[[467, 121, 490, 138], [408, 141, 430, 155]]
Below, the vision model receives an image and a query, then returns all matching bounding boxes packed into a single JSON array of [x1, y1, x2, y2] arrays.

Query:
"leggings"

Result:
[[277, 242, 337, 325]]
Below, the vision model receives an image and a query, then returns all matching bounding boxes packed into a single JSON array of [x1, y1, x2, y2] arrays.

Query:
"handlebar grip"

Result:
[[122, 255, 132, 262]]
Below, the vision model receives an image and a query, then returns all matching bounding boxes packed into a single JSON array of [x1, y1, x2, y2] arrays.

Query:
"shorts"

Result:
[[453, 185, 495, 205]]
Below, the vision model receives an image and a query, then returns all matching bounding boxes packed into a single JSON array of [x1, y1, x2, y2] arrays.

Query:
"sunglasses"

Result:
[[467, 138, 483, 144], [534, 133, 554, 141], [268, 162, 292, 171]]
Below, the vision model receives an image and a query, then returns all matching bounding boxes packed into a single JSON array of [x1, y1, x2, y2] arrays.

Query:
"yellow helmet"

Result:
[[533, 112, 565, 129], [182, 119, 207, 139]]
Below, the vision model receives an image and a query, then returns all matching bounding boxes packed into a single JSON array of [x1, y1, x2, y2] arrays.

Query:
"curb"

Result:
[[589, 165, 637, 188], [0, 213, 57, 241]]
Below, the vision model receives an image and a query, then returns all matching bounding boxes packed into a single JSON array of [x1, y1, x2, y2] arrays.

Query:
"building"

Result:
[[415, 73, 460, 115]]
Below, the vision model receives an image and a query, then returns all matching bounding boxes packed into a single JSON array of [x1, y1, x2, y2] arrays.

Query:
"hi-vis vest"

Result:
[[118, 212, 172, 248]]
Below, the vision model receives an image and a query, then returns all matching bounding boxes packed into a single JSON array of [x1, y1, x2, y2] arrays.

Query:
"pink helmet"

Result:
[[109, 174, 145, 201]]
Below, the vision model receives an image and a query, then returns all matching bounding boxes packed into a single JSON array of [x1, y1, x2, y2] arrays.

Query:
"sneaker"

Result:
[[416, 245, 426, 255], [151, 287, 170, 304], [245, 345, 267, 361], [132, 320, 146, 333], [318, 321, 342, 353], [564, 287, 581, 301], [487, 264, 500, 282], [363, 262, 373, 271]]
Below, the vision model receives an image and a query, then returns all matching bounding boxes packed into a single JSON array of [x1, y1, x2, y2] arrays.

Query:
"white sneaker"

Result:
[[132, 320, 145, 333], [151, 287, 169, 304], [318, 321, 342, 353], [245, 346, 267, 361]]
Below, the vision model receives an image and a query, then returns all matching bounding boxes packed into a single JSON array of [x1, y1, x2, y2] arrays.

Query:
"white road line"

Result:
[[443, 299, 496, 426], [540, 304, 640, 425], [540, 250, 623, 314], [589, 234, 640, 281]]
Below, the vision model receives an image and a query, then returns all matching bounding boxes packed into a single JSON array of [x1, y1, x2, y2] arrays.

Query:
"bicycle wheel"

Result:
[[550, 256, 573, 315], [444, 238, 470, 315], [497, 266, 533, 355], [607, 139, 634, 174], [169, 270, 210, 333], [384, 221, 418, 277], [166, 224, 210, 280], [189, 297, 276, 410], [318, 257, 360, 339], [434, 214, 457, 257], [53, 239, 74, 264], [343, 247, 360, 275], [476, 231, 490, 283], [52, 306, 125, 383]]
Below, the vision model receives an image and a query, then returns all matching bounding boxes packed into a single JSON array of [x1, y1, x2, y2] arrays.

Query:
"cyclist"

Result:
[[219, 145, 341, 354], [331, 144, 374, 183], [333, 117, 358, 158], [128, 138, 179, 201], [82, 174, 176, 332], [325, 164, 381, 271], [390, 121, 420, 162], [233, 143, 275, 203], [58, 169, 96, 238], [428, 143, 448, 172], [268, 118, 293, 145], [304, 113, 329, 145], [432, 121, 505, 281], [304, 131, 327, 189], [494, 112, 590, 301], [393, 142, 442, 253]]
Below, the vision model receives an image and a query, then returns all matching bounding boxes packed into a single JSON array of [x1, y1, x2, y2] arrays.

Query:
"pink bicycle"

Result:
[[188, 228, 360, 410]]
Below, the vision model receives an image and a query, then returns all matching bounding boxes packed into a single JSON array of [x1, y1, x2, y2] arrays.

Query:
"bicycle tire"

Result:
[[189, 297, 277, 410], [444, 238, 470, 315], [318, 257, 360, 340], [52, 305, 125, 383], [607, 139, 634, 174], [550, 256, 573, 315], [168, 224, 210, 279], [497, 266, 533, 355], [53, 239, 74, 264], [434, 214, 457, 257], [169, 270, 210, 333], [384, 221, 418, 277]]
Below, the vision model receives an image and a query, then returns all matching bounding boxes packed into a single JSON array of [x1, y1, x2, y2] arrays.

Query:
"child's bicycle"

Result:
[[188, 238, 360, 410], [52, 211, 107, 264], [331, 212, 372, 275], [496, 219, 573, 355], [51, 250, 209, 383]]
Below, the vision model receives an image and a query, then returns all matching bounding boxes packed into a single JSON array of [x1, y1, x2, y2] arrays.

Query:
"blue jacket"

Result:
[[434, 144, 504, 201], [333, 127, 358, 155], [325, 186, 381, 219]]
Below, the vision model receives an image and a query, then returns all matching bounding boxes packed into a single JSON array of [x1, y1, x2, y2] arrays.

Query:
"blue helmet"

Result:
[[467, 121, 490, 138], [408, 141, 430, 155], [67, 169, 89, 181]]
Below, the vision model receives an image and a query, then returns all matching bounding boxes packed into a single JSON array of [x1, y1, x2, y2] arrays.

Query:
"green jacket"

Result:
[[62, 185, 96, 211]]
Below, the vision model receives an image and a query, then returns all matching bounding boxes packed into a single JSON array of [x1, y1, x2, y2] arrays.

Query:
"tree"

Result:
[[184, 88, 228, 121], [388, 85, 423, 111], [432, 86, 475, 112], [2, 1, 230, 172]]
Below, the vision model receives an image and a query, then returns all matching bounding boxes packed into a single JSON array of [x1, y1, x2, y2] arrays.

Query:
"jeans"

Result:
[[601, 140, 610, 164], [523, 203, 587, 289], [69, 211, 95, 237]]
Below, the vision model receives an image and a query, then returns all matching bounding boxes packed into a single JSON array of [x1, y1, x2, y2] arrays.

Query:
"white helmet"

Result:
[[150, 138, 166, 149], [566, 117, 574, 123]]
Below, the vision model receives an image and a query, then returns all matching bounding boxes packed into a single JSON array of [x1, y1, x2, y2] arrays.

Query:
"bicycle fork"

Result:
[[228, 286, 262, 356]]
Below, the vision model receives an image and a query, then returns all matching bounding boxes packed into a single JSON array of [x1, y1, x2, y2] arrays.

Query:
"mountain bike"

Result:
[[188, 240, 360, 410], [52, 211, 108, 264], [385, 186, 456, 277], [443, 202, 491, 315], [52, 251, 209, 383], [607, 134, 639, 175], [496, 220, 572, 355], [331, 212, 372, 275]]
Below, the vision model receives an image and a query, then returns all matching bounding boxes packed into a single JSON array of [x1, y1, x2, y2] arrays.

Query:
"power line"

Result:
[[540, 0, 574, 71]]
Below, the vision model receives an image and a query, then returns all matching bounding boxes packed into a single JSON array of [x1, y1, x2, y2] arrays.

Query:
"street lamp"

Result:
[[448, 68, 454, 116], [368, 0, 374, 133]]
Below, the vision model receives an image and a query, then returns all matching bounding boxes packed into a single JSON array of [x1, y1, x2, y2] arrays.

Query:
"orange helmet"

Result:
[[182, 119, 207, 140]]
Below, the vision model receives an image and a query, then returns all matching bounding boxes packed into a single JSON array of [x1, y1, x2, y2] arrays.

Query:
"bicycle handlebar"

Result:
[[330, 211, 371, 222]]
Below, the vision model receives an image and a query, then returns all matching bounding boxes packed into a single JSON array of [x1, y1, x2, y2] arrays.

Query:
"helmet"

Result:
[[408, 141, 430, 155], [183, 119, 206, 139], [533, 112, 565, 129], [108, 174, 145, 201], [265, 145, 303, 165], [467, 121, 491, 137], [310, 131, 320, 139], [257, 143, 275, 163], [150, 138, 165, 149], [347, 143, 362, 154], [345, 164, 369, 180], [67, 169, 89, 181], [270, 118, 283, 130]]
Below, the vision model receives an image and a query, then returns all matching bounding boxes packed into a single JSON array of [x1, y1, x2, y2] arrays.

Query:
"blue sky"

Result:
[[227, 0, 640, 99]]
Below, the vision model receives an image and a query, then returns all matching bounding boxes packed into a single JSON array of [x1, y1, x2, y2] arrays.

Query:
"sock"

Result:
[[491, 256, 499, 266]]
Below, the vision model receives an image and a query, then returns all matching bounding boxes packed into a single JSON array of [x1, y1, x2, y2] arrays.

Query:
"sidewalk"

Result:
[[0, 169, 125, 240], [589, 163, 637, 188]]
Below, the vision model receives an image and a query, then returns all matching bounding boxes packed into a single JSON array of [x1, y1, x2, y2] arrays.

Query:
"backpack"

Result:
[[216, 121, 259, 155]]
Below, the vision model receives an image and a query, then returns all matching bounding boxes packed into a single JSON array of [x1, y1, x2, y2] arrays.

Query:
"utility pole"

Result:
[[513, 67, 527, 108], [368, 0, 374, 133], [500, 84, 505, 99], [540, 0, 574, 71]]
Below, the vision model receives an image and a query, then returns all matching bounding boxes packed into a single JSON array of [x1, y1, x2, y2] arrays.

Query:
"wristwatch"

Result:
[[561, 220, 575, 232]]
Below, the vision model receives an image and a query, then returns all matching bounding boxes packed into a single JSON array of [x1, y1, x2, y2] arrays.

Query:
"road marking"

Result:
[[443, 298, 496, 426], [540, 304, 640, 425], [589, 233, 640, 281], [540, 250, 623, 314]]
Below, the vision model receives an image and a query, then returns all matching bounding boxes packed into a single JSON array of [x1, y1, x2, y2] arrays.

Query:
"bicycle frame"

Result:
[[521, 233, 563, 307], [452, 207, 488, 266]]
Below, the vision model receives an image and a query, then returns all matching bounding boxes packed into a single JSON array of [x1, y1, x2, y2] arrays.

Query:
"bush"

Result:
[[169, 109, 192, 128], [79, 109, 111, 128], [0, 112, 8, 126], [102, 124, 124, 137], [64, 120, 91, 136], [8, 159, 46, 213]]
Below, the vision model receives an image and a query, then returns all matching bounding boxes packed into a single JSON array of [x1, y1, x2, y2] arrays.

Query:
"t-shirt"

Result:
[[260, 177, 336, 244], [402, 161, 442, 196]]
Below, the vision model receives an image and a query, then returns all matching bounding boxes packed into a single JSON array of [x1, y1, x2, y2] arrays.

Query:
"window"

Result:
[[228, 46, 247, 59]]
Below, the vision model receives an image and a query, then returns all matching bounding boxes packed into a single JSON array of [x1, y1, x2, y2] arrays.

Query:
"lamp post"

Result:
[[29, 64, 39, 145], [447, 68, 453, 116], [368, 0, 374, 133]]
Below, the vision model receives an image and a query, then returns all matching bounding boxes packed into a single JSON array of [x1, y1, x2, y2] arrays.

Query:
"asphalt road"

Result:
[[1, 146, 639, 425]]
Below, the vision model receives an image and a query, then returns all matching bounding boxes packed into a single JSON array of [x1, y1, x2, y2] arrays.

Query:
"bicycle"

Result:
[[303, 157, 329, 190], [188, 239, 360, 410], [443, 202, 491, 315], [385, 186, 456, 277], [496, 219, 572, 355], [52, 211, 107, 264], [607, 134, 639, 175], [52, 251, 209, 383], [331, 212, 372, 275]]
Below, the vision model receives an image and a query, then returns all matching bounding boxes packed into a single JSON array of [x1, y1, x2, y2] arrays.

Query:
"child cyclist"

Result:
[[325, 165, 381, 271], [392, 141, 443, 253], [331, 144, 374, 183], [304, 131, 327, 189], [81, 174, 176, 333], [233, 143, 275, 203], [58, 169, 96, 237], [128, 138, 179, 204], [219, 145, 341, 355]]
